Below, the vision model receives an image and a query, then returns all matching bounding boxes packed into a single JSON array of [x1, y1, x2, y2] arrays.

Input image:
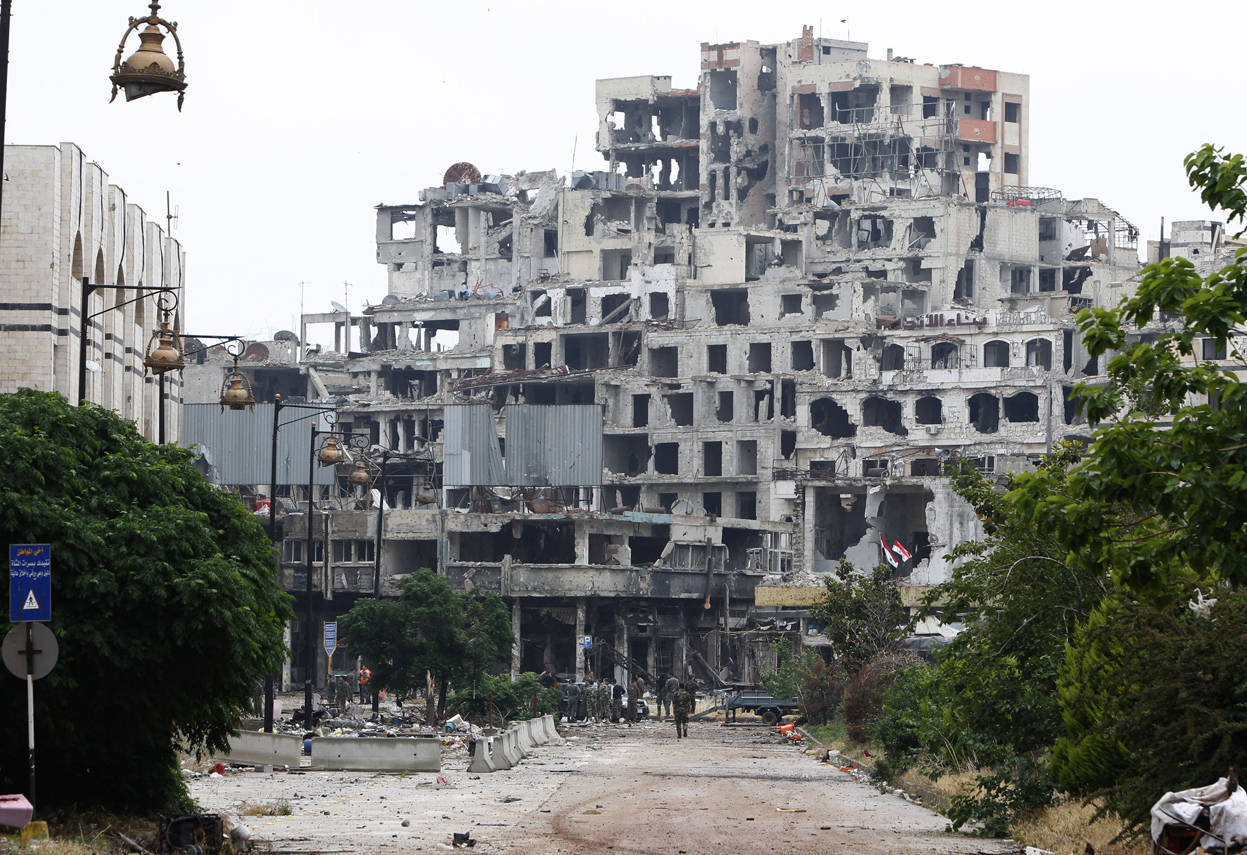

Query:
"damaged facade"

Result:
[[194, 28, 1145, 688]]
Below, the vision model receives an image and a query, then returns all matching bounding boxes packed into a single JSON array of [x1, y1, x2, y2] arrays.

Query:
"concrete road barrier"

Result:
[[312, 736, 440, 772], [524, 718, 544, 746], [498, 728, 521, 766], [467, 735, 499, 773], [542, 714, 559, 741], [509, 721, 533, 757], [218, 731, 304, 767]]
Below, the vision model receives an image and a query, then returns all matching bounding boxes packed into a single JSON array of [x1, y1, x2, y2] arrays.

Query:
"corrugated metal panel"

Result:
[[505, 404, 602, 487], [182, 403, 335, 487], [444, 404, 506, 486]]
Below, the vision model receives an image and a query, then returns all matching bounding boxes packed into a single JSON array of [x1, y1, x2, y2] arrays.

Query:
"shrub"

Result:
[[843, 651, 918, 742]]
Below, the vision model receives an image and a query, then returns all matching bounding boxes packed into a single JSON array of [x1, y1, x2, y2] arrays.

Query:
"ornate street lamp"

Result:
[[143, 296, 185, 374], [109, 2, 187, 110], [347, 460, 373, 488], [219, 351, 256, 412], [317, 435, 346, 467]]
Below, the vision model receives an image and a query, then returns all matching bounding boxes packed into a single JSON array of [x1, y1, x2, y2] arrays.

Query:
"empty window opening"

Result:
[[533, 341, 552, 368], [390, 214, 417, 241], [1025, 338, 1052, 369], [812, 291, 839, 319], [811, 397, 856, 438], [780, 378, 796, 418], [544, 229, 558, 257], [703, 441, 723, 476], [600, 292, 631, 323], [889, 84, 913, 116], [1064, 266, 1091, 294], [954, 260, 975, 302], [716, 391, 734, 422], [864, 458, 891, 478], [614, 331, 641, 367], [922, 95, 939, 118], [797, 92, 824, 129], [1038, 217, 1057, 241], [532, 289, 552, 318], [969, 393, 1000, 433], [1005, 101, 1021, 123], [604, 435, 651, 476], [650, 346, 679, 377], [791, 340, 814, 371], [568, 288, 587, 324], [862, 396, 907, 436], [1004, 153, 1020, 174], [911, 217, 936, 249], [601, 249, 632, 281], [654, 443, 679, 475], [666, 392, 694, 426], [1063, 385, 1084, 425], [1083, 355, 1099, 376], [1203, 338, 1229, 360], [434, 224, 461, 254], [737, 440, 757, 476], [748, 342, 772, 373], [931, 341, 959, 369], [857, 215, 893, 249], [654, 246, 676, 264], [880, 343, 905, 371], [502, 343, 526, 370], [829, 84, 878, 123], [781, 293, 803, 316], [736, 491, 757, 520], [711, 289, 750, 326], [708, 70, 738, 110], [649, 292, 669, 319], [1006, 265, 1031, 295], [915, 396, 942, 424], [654, 495, 678, 515], [814, 490, 867, 560], [1004, 392, 1039, 423], [1063, 329, 1074, 373], [753, 387, 774, 421], [983, 340, 1010, 368], [632, 394, 650, 427], [780, 430, 796, 459], [911, 458, 940, 476], [1038, 268, 1057, 292], [821, 339, 852, 378], [703, 491, 722, 516], [745, 236, 771, 281], [563, 332, 609, 370], [707, 344, 728, 374]]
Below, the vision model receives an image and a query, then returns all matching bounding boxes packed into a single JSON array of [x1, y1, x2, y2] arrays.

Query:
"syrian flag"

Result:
[[880, 536, 899, 568], [892, 540, 913, 563]]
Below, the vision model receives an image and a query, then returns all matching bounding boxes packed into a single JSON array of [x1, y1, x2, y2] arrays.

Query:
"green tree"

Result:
[[809, 559, 907, 674], [1011, 145, 1247, 598], [1053, 588, 1247, 837], [0, 390, 292, 810], [338, 571, 512, 724]]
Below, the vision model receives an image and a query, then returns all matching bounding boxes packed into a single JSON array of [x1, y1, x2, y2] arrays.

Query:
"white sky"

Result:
[[7, 1, 1245, 343]]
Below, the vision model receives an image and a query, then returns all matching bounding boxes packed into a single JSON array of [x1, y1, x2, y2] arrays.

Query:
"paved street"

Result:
[[192, 719, 1018, 854]]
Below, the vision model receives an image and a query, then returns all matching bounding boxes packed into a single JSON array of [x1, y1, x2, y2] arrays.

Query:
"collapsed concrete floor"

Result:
[[192, 721, 1019, 855]]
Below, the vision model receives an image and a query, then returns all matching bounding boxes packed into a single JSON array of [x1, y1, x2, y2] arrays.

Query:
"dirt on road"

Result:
[[192, 718, 1020, 855]]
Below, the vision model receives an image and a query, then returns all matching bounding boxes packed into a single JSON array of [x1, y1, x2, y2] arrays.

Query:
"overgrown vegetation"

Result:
[[0, 390, 292, 812], [780, 147, 1247, 843]]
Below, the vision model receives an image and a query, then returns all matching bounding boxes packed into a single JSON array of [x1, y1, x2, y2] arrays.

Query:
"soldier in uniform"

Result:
[[626, 675, 640, 725], [610, 678, 624, 722], [672, 682, 693, 738]]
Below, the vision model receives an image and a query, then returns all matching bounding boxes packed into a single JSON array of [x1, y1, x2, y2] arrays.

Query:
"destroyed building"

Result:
[[189, 27, 1144, 689]]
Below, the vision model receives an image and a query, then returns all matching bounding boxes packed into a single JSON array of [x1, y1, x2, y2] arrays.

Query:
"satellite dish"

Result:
[[443, 162, 482, 185], [381, 294, 399, 306], [273, 329, 299, 342], [330, 301, 349, 313]]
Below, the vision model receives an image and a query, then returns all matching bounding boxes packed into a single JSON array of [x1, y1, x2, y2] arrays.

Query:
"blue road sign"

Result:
[[323, 621, 337, 657], [9, 544, 51, 623]]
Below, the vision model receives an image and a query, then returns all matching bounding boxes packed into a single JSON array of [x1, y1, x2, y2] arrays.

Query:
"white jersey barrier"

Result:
[[312, 735, 441, 772], [218, 732, 304, 767]]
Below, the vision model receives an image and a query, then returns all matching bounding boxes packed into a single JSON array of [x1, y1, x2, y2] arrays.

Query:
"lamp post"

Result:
[[78, 276, 181, 407], [304, 423, 370, 727], [263, 395, 334, 732], [109, 1, 187, 110]]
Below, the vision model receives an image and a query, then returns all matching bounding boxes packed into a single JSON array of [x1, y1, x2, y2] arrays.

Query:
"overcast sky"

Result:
[[7, 1, 1245, 343]]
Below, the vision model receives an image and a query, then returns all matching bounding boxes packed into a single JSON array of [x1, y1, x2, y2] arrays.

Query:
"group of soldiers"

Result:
[[552, 670, 695, 737]]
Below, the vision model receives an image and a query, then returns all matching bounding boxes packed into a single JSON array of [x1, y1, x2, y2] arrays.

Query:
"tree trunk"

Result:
[[436, 675, 448, 720], [425, 669, 436, 726]]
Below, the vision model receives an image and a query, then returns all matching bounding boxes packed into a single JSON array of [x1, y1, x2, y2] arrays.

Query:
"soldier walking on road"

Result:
[[673, 682, 692, 738], [662, 673, 679, 721]]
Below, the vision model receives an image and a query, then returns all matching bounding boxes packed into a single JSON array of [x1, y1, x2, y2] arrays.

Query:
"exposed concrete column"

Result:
[[574, 521, 590, 565], [282, 621, 293, 692], [614, 610, 628, 684], [511, 599, 522, 682], [574, 598, 586, 682]]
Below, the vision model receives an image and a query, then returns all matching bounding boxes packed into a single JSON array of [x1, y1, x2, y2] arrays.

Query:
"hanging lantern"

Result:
[[144, 316, 185, 374], [348, 461, 372, 487], [219, 356, 256, 412], [110, 2, 187, 110], [317, 435, 345, 467]]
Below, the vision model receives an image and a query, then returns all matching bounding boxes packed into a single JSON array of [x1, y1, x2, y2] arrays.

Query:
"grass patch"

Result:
[[802, 721, 848, 748], [1011, 799, 1148, 855], [239, 798, 291, 817]]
